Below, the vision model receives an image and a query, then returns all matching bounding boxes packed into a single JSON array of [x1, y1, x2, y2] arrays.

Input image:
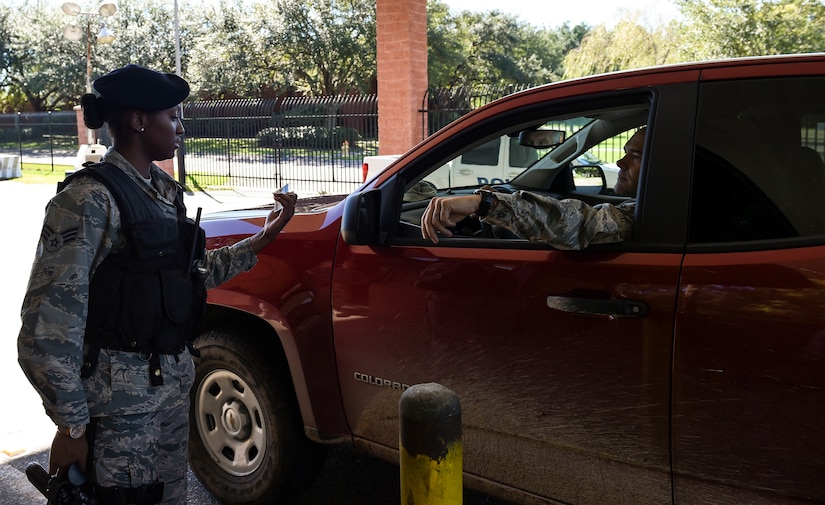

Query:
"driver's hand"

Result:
[[421, 195, 482, 244]]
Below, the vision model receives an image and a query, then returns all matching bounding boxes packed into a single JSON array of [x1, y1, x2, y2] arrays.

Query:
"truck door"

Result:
[[330, 84, 699, 504], [671, 74, 825, 504], [332, 240, 680, 505]]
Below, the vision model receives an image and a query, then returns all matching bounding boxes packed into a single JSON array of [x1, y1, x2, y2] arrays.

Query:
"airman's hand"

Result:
[[49, 431, 88, 476], [251, 192, 298, 253]]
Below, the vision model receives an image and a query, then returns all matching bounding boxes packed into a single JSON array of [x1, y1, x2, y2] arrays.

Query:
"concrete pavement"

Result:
[[0, 180, 512, 505]]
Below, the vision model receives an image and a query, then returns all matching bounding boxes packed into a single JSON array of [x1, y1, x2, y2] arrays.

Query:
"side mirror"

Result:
[[518, 129, 566, 149], [341, 189, 381, 245], [572, 165, 610, 192]]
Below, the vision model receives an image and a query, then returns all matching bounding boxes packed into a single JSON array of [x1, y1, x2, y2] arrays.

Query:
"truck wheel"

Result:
[[189, 327, 326, 504]]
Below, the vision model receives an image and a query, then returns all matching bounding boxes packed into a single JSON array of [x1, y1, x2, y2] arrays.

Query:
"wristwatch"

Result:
[[473, 189, 495, 218], [57, 425, 87, 439]]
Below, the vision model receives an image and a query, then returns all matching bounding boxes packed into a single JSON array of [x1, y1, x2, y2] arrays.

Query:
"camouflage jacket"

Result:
[[483, 190, 635, 250], [17, 149, 259, 428]]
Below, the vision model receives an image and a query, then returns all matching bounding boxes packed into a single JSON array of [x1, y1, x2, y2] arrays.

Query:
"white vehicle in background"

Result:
[[361, 154, 402, 183], [362, 133, 619, 190]]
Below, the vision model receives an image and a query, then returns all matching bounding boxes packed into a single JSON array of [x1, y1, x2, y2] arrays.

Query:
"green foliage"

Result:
[[104, 0, 182, 71], [563, 0, 825, 79], [278, 104, 334, 128], [20, 163, 71, 184], [256, 124, 361, 149], [563, 13, 679, 78], [270, 0, 377, 95], [0, 7, 14, 89], [3, 0, 825, 112], [0, 0, 198, 111], [185, 0, 378, 98], [674, 0, 825, 60], [1, 3, 91, 110], [427, 0, 588, 87], [186, 1, 288, 99]]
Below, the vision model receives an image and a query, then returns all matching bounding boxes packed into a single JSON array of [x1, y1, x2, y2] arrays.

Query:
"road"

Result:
[[0, 179, 512, 505]]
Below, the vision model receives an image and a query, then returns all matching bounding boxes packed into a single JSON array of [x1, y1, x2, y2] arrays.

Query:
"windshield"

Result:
[[422, 116, 604, 190], [410, 104, 648, 194]]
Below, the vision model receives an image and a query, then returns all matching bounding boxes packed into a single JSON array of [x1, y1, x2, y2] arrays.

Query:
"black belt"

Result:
[[80, 343, 190, 386], [95, 481, 164, 505]]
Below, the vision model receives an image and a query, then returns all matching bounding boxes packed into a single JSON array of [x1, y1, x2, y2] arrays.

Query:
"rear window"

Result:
[[690, 76, 825, 243]]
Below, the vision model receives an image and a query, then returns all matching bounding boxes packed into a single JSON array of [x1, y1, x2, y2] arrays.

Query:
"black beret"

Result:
[[93, 64, 190, 111]]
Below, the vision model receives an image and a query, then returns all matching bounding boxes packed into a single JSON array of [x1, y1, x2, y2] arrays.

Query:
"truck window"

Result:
[[690, 76, 825, 243], [508, 137, 539, 168], [460, 139, 499, 166]]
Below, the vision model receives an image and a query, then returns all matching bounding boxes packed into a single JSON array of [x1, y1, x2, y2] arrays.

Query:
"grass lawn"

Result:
[[17, 163, 225, 194], [17, 163, 72, 185]]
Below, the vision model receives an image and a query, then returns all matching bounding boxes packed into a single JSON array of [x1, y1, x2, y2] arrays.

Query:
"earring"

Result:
[[140, 127, 145, 132]]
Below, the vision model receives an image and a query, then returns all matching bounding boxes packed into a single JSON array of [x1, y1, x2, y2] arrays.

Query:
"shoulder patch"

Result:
[[42, 223, 79, 253]]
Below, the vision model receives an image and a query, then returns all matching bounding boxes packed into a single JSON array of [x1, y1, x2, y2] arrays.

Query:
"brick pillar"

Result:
[[74, 105, 88, 147], [376, 0, 428, 155]]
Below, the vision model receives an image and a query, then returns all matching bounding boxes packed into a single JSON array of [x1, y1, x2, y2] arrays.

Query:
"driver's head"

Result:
[[613, 127, 646, 197]]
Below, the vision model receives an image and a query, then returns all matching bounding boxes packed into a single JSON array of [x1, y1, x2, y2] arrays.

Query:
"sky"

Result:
[[442, 0, 681, 28], [36, 0, 681, 27]]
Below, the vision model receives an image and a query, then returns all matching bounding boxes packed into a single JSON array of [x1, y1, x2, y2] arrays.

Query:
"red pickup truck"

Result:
[[189, 54, 825, 505]]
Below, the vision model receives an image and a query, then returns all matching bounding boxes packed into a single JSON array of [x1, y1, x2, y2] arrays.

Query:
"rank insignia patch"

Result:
[[42, 224, 79, 252]]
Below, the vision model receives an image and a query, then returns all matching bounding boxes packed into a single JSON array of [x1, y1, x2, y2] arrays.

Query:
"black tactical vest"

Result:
[[58, 163, 206, 385]]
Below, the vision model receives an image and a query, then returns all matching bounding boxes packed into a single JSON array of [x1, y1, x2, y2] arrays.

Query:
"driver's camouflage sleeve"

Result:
[[482, 190, 635, 250]]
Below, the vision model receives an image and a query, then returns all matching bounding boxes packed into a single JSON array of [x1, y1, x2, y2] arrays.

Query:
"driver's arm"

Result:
[[482, 190, 635, 249], [421, 194, 482, 243]]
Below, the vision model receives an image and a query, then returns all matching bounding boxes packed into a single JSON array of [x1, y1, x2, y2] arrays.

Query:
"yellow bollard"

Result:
[[399, 383, 462, 505]]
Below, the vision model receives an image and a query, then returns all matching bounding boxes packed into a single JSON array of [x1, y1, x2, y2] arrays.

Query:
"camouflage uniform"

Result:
[[483, 190, 635, 250], [18, 148, 260, 504]]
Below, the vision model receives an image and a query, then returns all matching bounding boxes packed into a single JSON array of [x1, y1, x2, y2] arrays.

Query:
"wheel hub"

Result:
[[221, 399, 251, 439]]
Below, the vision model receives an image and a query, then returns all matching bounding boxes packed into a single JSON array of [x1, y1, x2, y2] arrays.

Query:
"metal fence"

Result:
[[0, 86, 530, 193], [421, 83, 536, 137], [0, 111, 81, 173], [181, 95, 378, 195]]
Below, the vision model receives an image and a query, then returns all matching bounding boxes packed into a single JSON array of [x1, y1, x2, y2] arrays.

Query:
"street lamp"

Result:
[[62, 1, 116, 163], [62, 2, 118, 94]]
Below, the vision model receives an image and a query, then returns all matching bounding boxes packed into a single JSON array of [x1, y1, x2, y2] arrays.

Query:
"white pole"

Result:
[[174, 0, 181, 76]]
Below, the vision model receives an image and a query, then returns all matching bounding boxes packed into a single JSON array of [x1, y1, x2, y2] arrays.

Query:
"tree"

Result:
[[182, 1, 284, 99], [2, 3, 89, 111], [0, 0, 194, 111], [427, 0, 589, 88], [103, 0, 183, 72], [427, 0, 473, 88], [562, 0, 825, 80], [0, 6, 14, 88], [518, 22, 590, 83], [266, 0, 377, 95], [674, 0, 825, 60], [562, 12, 679, 79]]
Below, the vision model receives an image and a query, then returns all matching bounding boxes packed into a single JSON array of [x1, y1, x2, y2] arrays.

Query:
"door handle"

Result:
[[546, 296, 648, 317]]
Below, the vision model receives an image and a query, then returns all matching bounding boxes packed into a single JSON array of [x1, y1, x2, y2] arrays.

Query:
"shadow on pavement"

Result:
[[6, 445, 512, 505]]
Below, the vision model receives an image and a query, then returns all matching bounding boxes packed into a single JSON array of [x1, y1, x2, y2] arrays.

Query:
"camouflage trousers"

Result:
[[85, 350, 195, 505], [90, 401, 189, 504]]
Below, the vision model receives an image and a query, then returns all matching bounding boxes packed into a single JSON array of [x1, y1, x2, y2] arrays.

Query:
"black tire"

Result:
[[189, 326, 327, 504]]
